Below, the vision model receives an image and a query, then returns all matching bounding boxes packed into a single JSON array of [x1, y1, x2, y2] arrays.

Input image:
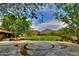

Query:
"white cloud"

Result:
[[31, 20, 68, 31]]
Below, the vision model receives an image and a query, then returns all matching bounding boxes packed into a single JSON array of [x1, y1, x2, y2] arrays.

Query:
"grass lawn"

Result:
[[25, 35, 61, 41]]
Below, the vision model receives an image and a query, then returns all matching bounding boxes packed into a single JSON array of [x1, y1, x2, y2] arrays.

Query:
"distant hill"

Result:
[[40, 29, 53, 32], [32, 20, 68, 32]]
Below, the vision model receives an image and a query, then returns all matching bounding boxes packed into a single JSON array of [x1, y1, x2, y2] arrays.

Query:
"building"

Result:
[[0, 27, 15, 41]]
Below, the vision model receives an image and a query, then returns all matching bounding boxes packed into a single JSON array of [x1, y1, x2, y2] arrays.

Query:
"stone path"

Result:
[[46, 42, 79, 56], [0, 41, 79, 56]]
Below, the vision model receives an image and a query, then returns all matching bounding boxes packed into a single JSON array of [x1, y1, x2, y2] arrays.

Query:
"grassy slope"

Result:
[[26, 35, 61, 41]]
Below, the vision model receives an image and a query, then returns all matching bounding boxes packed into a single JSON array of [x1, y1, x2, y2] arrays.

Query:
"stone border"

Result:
[[23, 44, 54, 51]]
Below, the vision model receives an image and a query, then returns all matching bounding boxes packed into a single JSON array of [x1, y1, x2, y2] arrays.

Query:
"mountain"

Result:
[[41, 29, 53, 32], [31, 20, 68, 32]]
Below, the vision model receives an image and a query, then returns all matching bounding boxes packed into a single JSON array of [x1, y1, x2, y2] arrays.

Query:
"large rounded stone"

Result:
[[20, 42, 54, 56]]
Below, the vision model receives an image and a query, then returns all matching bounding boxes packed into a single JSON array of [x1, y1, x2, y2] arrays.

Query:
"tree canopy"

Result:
[[56, 4, 79, 42], [1, 13, 32, 37]]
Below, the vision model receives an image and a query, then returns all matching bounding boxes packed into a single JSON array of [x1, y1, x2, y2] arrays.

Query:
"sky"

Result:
[[0, 4, 67, 31], [32, 4, 67, 26], [30, 4, 67, 31]]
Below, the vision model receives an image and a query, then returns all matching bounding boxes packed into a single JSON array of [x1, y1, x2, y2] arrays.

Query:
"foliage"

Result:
[[0, 3, 64, 24], [54, 28, 74, 40], [1, 13, 32, 37], [56, 4, 79, 42], [0, 3, 52, 19]]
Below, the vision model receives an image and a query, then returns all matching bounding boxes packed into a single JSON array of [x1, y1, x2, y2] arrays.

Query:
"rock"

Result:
[[0, 46, 21, 56], [20, 42, 54, 56], [0, 41, 79, 56]]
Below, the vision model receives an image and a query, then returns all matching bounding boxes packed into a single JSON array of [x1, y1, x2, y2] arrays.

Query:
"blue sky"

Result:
[[31, 4, 67, 26], [0, 4, 67, 27], [0, 4, 67, 31]]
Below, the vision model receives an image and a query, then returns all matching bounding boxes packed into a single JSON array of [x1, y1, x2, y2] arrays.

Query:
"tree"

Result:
[[0, 3, 65, 24], [1, 13, 32, 37], [0, 3, 50, 19], [56, 4, 79, 43], [54, 28, 74, 41]]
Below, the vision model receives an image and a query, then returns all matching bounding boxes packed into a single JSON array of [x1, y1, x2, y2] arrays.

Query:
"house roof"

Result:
[[0, 27, 12, 34]]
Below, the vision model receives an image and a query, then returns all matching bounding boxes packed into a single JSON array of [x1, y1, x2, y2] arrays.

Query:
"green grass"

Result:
[[25, 35, 61, 41]]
